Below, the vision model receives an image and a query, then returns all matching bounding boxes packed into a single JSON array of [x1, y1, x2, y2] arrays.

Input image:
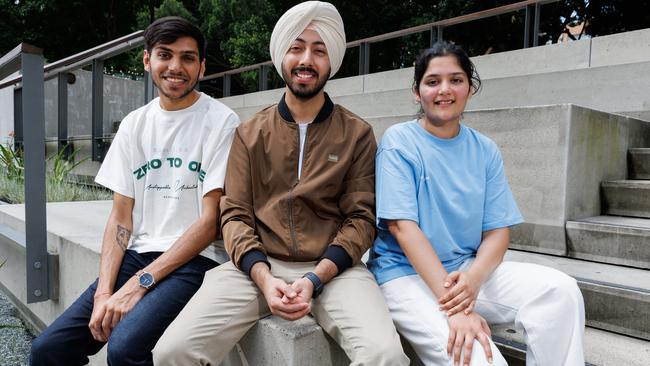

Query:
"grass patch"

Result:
[[0, 144, 112, 204], [0, 174, 112, 204]]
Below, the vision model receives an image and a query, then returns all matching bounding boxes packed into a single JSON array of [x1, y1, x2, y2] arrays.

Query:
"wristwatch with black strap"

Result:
[[302, 271, 323, 298]]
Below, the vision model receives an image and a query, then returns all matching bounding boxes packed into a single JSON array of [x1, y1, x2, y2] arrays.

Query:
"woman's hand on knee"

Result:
[[447, 312, 493, 366], [439, 271, 480, 316]]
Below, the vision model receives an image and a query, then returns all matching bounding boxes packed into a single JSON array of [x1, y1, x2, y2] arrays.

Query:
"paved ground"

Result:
[[0, 290, 33, 366]]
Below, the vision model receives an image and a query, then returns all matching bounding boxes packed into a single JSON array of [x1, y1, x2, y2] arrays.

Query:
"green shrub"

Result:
[[0, 144, 24, 181], [47, 145, 88, 185], [0, 144, 111, 204]]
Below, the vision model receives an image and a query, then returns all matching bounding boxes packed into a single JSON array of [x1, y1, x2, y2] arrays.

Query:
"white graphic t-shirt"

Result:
[[95, 92, 240, 262]]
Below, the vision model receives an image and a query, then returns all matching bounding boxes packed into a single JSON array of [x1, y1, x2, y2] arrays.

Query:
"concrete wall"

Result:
[[43, 70, 145, 138], [221, 28, 650, 122], [463, 105, 650, 254], [0, 201, 109, 333], [0, 70, 144, 144], [364, 106, 650, 255]]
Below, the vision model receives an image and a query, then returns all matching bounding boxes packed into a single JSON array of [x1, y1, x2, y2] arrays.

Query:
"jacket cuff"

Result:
[[240, 249, 271, 277], [320, 245, 353, 275]]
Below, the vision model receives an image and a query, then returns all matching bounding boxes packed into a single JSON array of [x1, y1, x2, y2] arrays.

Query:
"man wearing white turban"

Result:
[[153, 2, 410, 365]]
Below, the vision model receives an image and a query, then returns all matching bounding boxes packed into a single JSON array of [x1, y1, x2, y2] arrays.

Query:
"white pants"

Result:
[[380, 261, 585, 366]]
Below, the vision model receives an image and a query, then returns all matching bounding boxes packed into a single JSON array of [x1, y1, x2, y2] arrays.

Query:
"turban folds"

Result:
[[269, 1, 346, 79]]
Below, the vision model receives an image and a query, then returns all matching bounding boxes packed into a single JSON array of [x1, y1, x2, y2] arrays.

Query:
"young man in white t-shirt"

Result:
[[30, 16, 240, 366]]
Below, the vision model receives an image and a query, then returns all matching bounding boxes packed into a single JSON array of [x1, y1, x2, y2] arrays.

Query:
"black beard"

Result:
[[282, 66, 330, 101], [151, 71, 200, 100]]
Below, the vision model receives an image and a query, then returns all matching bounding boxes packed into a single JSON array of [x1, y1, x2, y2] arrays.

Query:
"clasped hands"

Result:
[[260, 274, 314, 321]]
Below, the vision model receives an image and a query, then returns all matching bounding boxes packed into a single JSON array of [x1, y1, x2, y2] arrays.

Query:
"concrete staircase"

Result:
[[499, 148, 650, 364], [3, 28, 650, 366]]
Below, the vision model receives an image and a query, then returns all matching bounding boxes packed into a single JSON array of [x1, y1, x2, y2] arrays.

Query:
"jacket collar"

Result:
[[278, 92, 334, 124]]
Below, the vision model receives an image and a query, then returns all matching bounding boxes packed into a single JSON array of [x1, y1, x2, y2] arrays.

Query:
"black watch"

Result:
[[136, 270, 156, 290], [302, 272, 323, 298]]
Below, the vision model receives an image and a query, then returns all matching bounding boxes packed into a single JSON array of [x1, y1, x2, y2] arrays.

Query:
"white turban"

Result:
[[269, 1, 346, 79]]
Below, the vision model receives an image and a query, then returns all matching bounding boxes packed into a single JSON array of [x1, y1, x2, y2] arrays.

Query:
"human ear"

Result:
[[143, 50, 151, 72], [413, 86, 421, 103]]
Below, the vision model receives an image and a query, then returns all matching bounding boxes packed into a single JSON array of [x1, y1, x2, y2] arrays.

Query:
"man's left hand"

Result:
[[101, 276, 147, 332], [284, 277, 314, 305]]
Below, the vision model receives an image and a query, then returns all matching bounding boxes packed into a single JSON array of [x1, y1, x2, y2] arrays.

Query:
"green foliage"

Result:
[[0, 144, 24, 181], [0, 145, 110, 204], [46, 145, 88, 185], [0, 172, 112, 204], [3, 0, 650, 94], [157, 0, 196, 23]]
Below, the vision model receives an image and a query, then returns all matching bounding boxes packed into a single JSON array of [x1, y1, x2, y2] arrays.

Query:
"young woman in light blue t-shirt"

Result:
[[367, 42, 585, 366]]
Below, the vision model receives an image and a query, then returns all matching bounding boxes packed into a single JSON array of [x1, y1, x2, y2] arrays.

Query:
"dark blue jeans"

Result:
[[30, 250, 218, 366]]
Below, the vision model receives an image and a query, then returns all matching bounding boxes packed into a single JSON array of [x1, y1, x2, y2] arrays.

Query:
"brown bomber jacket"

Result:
[[220, 94, 377, 274]]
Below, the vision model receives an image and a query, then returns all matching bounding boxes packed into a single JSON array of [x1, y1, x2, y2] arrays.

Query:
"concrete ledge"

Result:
[[567, 216, 650, 269], [602, 180, 650, 218], [591, 28, 650, 67], [2, 202, 650, 364], [505, 250, 650, 341], [239, 316, 350, 365]]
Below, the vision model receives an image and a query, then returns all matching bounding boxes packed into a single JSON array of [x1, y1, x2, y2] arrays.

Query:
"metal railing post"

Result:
[[259, 64, 268, 91], [13, 88, 23, 150], [533, 2, 541, 47], [57, 72, 70, 159], [359, 42, 370, 75], [91, 59, 106, 161], [429, 27, 436, 47], [21, 49, 59, 303], [524, 5, 531, 48], [223, 74, 231, 97]]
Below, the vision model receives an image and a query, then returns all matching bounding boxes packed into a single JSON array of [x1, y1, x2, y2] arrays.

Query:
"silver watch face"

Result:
[[139, 272, 155, 288]]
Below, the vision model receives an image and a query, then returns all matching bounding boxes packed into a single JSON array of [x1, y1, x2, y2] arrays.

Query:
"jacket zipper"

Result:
[[288, 125, 307, 258], [288, 180, 299, 257]]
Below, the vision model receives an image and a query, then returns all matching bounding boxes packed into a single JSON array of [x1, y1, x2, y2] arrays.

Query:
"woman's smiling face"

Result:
[[415, 55, 471, 128]]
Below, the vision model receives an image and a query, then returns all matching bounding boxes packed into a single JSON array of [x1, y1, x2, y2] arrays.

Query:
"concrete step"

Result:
[[493, 325, 650, 366], [629, 148, 650, 179], [566, 215, 650, 269], [602, 180, 650, 218], [236, 315, 650, 366], [504, 250, 650, 340]]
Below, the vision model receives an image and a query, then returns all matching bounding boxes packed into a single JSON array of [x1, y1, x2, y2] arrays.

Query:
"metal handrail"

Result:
[[0, 44, 43, 80], [202, 0, 559, 81], [0, 31, 144, 89], [0, 0, 558, 89]]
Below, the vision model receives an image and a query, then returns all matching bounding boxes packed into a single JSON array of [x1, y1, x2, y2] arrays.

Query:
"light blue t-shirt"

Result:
[[367, 120, 523, 285]]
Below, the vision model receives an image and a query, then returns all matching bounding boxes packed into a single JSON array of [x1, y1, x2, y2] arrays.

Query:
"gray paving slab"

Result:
[[0, 290, 33, 366]]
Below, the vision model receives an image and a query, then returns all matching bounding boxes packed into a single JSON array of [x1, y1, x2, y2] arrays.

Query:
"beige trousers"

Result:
[[153, 258, 409, 366]]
